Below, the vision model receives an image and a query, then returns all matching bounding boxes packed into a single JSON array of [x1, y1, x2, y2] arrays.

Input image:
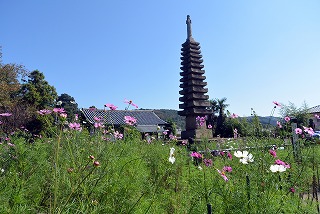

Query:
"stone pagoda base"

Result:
[[181, 127, 212, 140]]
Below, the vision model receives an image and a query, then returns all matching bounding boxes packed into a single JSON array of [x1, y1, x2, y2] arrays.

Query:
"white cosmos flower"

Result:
[[168, 147, 175, 164], [234, 151, 254, 164], [270, 164, 286, 173]]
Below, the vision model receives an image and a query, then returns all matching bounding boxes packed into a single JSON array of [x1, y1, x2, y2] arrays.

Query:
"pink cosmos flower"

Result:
[[223, 166, 232, 172], [163, 130, 169, 135], [295, 128, 302, 135], [104, 103, 118, 110], [276, 121, 282, 128], [0, 113, 12, 117], [60, 113, 67, 118], [94, 117, 101, 122], [208, 124, 212, 129], [190, 152, 202, 159], [124, 99, 138, 108], [284, 116, 290, 122], [94, 122, 104, 128], [275, 159, 290, 168], [203, 159, 213, 167], [53, 108, 65, 113], [169, 134, 177, 140], [231, 113, 239, 118], [37, 109, 52, 115], [273, 101, 281, 107], [269, 149, 277, 158], [315, 114, 320, 119], [69, 122, 81, 131], [124, 115, 137, 126], [290, 187, 295, 193], [113, 131, 123, 139], [217, 169, 228, 182], [227, 152, 232, 159], [220, 151, 225, 156], [303, 126, 315, 135]]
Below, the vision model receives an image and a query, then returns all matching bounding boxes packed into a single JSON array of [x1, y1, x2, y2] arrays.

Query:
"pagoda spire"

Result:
[[186, 15, 193, 39]]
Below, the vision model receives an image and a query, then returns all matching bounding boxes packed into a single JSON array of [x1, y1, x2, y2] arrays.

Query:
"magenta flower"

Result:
[[0, 113, 12, 117], [303, 126, 315, 135], [69, 122, 81, 131], [53, 108, 65, 113], [60, 113, 67, 118], [94, 122, 104, 128], [275, 159, 290, 168], [227, 152, 232, 159], [315, 114, 320, 119], [94, 116, 101, 122], [190, 152, 202, 159], [269, 149, 277, 158], [203, 159, 213, 167], [223, 166, 232, 172], [113, 131, 123, 139], [276, 121, 282, 128], [290, 187, 295, 193], [104, 103, 118, 110], [169, 134, 177, 140], [124, 99, 139, 109], [181, 140, 188, 145], [124, 115, 137, 126], [37, 109, 52, 115], [295, 128, 302, 135], [231, 113, 239, 118], [208, 124, 212, 129], [273, 101, 281, 107], [217, 169, 228, 182], [284, 116, 290, 122]]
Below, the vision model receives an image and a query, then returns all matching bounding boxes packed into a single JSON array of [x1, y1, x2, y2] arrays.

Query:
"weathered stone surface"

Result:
[[178, 15, 212, 139]]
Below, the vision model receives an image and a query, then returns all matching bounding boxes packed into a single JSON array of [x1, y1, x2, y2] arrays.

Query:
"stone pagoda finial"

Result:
[[186, 15, 192, 39]]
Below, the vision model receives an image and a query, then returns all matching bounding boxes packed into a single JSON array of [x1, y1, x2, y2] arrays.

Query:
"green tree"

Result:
[[20, 70, 57, 109], [279, 101, 309, 128], [57, 93, 79, 121], [215, 97, 229, 137]]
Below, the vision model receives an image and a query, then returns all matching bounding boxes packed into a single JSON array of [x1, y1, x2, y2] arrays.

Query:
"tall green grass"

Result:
[[0, 129, 319, 213]]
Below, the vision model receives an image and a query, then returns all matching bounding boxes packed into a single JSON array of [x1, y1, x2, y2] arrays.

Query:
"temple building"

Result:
[[178, 15, 212, 139]]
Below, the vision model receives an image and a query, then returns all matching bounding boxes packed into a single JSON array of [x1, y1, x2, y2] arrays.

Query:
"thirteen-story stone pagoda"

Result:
[[178, 15, 212, 139]]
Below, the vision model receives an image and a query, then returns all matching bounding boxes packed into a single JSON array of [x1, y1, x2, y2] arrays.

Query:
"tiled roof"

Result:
[[308, 105, 320, 114], [81, 108, 168, 126]]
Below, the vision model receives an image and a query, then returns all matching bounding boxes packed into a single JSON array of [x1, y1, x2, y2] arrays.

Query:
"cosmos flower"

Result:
[[208, 124, 212, 129], [303, 126, 315, 135], [231, 113, 239, 118], [190, 152, 202, 159], [0, 113, 12, 117], [270, 164, 287, 173], [124, 115, 137, 126], [269, 149, 277, 158], [217, 169, 229, 182], [104, 103, 118, 110], [273, 101, 281, 107], [53, 108, 65, 114], [168, 147, 175, 164], [69, 122, 81, 131], [276, 121, 282, 128], [295, 128, 302, 135], [124, 99, 138, 108], [234, 151, 254, 164], [284, 116, 290, 122], [37, 109, 52, 115], [203, 159, 213, 167]]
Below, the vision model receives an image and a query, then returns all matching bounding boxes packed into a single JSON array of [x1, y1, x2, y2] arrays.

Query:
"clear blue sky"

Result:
[[1, 1, 319, 116]]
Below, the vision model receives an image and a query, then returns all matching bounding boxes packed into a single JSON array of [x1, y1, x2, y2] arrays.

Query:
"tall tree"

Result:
[[57, 93, 79, 121], [215, 97, 229, 137], [20, 70, 58, 109]]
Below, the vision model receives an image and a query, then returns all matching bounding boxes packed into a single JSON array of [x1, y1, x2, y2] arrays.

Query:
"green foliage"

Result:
[[279, 101, 309, 127], [1, 128, 320, 213], [20, 70, 58, 109], [57, 93, 80, 121]]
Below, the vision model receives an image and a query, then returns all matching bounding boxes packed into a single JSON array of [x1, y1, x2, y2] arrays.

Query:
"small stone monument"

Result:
[[178, 15, 212, 139]]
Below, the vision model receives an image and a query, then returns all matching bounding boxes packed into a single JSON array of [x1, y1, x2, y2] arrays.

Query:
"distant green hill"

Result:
[[151, 109, 280, 129]]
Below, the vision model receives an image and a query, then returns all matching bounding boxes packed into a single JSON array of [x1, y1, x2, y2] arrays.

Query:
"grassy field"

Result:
[[0, 126, 320, 213]]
